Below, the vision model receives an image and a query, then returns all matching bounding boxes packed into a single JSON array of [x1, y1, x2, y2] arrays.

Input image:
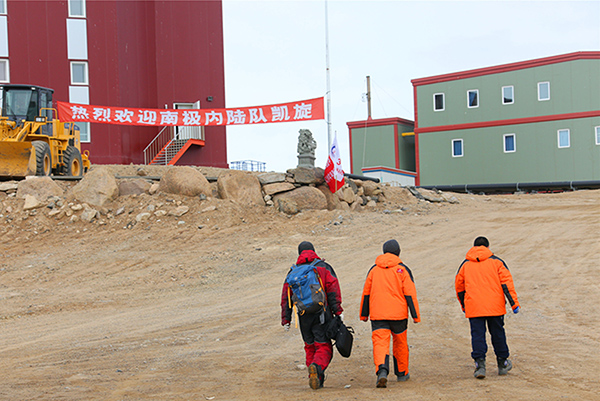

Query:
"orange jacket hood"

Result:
[[466, 246, 493, 263], [375, 253, 403, 269]]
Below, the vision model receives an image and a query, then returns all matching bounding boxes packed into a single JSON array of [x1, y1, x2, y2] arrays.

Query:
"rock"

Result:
[[17, 176, 64, 200], [136, 167, 148, 176], [346, 179, 358, 194], [257, 172, 286, 185], [115, 207, 125, 216], [273, 186, 327, 213], [336, 186, 356, 204], [118, 178, 152, 196], [317, 185, 341, 211], [417, 188, 444, 203], [158, 166, 211, 197], [217, 170, 265, 206], [362, 180, 382, 197], [366, 200, 377, 207], [169, 205, 189, 217], [68, 166, 119, 207], [70, 214, 79, 222], [48, 208, 62, 217], [0, 181, 19, 192], [276, 198, 299, 215], [201, 205, 217, 213], [71, 204, 83, 211], [441, 192, 460, 204], [154, 210, 167, 217], [149, 183, 159, 195], [80, 204, 98, 222], [286, 167, 325, 185], [136, 212, 151, 222], [23, 194, 43, 210], [146, 204, 156, 212], [262, 182, 295, 196], [338, 202, 351, 211]]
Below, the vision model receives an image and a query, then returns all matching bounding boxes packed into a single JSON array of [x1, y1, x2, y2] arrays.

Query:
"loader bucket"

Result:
[[0, 142, 37, 178]]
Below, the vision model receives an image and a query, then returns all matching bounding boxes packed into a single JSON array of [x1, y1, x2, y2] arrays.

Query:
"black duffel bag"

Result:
[[325, 315, 354, 358]]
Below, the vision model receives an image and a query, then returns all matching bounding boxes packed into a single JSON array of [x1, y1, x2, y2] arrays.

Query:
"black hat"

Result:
[[474, 236, 489, 247], [298, 241, 315, 255], [383, 239, 401, 256]]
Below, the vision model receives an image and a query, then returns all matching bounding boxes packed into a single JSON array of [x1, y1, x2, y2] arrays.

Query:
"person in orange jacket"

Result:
[[360, 239, 420, 388], [455, 236, 520, 379]]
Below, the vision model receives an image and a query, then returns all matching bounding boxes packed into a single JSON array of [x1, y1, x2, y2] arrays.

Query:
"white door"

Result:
[[174, 101, 203, 140]]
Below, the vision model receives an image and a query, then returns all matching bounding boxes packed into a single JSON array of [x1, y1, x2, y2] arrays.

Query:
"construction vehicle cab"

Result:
[[0, 84, 90, 178]]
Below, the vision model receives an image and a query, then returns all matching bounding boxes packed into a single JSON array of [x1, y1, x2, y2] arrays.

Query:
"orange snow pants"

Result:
[[371, 320, 409, 377]]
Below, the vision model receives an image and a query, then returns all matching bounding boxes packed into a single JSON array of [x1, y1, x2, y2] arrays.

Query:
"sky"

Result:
[[222, 0, 600, 173]]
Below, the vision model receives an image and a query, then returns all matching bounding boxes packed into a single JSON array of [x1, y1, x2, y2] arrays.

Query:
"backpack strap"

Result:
[[314, 266, 327, 312]]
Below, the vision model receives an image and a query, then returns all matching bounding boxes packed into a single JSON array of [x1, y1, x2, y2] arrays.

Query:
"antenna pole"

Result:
[[367, 75, 372, 119], [325, 0, 332, 151]]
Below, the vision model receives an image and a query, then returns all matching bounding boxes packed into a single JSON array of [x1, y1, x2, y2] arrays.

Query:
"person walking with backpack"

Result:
[[360, 239, 420, 388], [281, 241, 343, 390], [455, 236, 520, 379]]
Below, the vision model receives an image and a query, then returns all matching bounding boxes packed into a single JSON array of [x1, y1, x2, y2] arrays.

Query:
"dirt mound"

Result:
[[0, 165, 598, 400]]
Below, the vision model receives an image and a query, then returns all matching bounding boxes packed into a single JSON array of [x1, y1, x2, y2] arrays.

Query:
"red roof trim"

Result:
[[414, 110, 600, 134], [411, 51, 600, 86], [347, 117, 414, 129]]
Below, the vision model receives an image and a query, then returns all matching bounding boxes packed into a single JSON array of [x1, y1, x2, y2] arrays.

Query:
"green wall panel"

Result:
[[416, 59, 600, 128], [350, 123, 415, 174], [351, 125, 396, 173], [419, 117, 600, 186]]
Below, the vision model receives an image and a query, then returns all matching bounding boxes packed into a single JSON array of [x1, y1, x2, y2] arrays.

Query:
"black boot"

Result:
[[497, 358, 512, 375], [474, 358, 486, 379], [376, 368, 388, 388], [308, 363, 321, 390]]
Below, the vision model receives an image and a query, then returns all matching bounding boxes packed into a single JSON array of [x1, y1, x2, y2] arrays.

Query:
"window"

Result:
[[538, 82, 550, 101], [68, 0, 86, 17], [557, 129, 570, 148], [78, 122, 90, 142], [502, 86, 514, 104], [433, 93, 445, 111], [0, 59, 8, 83], [0, 0, 6, 15], [70, 61, 88, 85], [503, 134, 516, 153], [595, 126, 600, 145], [452, 139, 463, 157], [467, 90, 479, 108]]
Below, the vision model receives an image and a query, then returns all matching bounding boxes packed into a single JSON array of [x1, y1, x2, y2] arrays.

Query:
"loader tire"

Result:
[[32, 141, 52, 176], [62, 146, 83, 177]]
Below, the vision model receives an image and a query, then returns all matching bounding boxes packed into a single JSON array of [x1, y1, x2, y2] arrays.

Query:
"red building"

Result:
[[0, 0, 227, 167]]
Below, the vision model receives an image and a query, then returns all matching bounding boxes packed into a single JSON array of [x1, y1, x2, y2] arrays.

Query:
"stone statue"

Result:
[[297, 129, 316, 168]]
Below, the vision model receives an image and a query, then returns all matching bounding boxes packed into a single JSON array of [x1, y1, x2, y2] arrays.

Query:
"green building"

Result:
[[347, 117, 416, 185], [412, 51, 600, 189]]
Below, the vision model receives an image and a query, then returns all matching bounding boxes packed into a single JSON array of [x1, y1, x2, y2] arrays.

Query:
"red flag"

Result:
[[324, 133, 345, 193]]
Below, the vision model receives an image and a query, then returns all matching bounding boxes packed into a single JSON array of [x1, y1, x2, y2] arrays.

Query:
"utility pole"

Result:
[[366, 75, 372, 119], [325, 0, 332, 151]]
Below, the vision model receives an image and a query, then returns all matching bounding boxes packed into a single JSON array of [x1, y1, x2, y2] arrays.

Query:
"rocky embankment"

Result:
[[0, 165, 459, 231]]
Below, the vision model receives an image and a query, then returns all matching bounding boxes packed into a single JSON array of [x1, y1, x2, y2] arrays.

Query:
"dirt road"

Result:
[[1, 186, 598, 400]]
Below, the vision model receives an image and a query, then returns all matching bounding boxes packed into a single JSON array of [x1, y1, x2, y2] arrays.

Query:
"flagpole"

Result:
[[325, 0, 332, 152]]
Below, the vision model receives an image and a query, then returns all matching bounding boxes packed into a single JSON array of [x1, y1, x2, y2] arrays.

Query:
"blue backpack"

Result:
[[286, 259, 326, 315]]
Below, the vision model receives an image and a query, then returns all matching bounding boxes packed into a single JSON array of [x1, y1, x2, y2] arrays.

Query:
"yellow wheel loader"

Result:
[[0, 84, 91, 178]]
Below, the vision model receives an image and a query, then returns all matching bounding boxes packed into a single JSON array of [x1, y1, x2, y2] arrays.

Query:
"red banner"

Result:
[[57, 97, 324, 127]]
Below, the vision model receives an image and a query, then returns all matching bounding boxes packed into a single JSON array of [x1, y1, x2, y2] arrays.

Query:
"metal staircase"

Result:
[[144, 126, 205, 165]]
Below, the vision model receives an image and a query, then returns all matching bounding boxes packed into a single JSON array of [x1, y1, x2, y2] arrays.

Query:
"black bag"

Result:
[[325, 315, 354, 358]]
